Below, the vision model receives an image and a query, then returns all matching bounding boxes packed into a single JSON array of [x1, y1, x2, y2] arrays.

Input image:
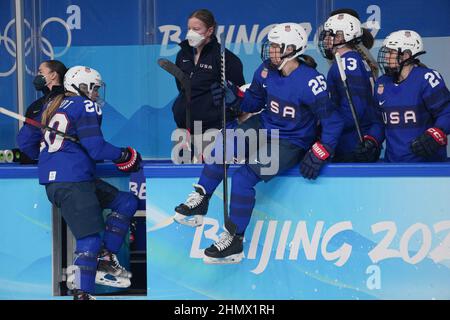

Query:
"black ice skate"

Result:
[[174, 184, 210, 227], [203, 231, 244, 264], [95, 248, 132, 288], [71, 289, 96, 300]]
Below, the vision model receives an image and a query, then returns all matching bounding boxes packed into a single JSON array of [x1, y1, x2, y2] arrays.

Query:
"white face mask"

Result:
[[186, 29, 205, 48]]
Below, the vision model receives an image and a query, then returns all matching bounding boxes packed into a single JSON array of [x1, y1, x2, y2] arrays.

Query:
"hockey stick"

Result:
[[157, 58, 191, 103], [0, 106, 80, 143], [335, 52, 364, 143], [157, 58, 193, 159], [219, 33, 236, 235]]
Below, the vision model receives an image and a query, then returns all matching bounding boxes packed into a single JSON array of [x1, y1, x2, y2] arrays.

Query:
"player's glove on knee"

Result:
[[411, 127, 447, 158], [210, 81, 244, 111], [114, 147, 142, 172], [300, 142, 332, 180], [354, 135, 381, 162]]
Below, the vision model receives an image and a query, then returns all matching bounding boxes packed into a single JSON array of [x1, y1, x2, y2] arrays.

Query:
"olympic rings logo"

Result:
[[0, 16, 72, 77]]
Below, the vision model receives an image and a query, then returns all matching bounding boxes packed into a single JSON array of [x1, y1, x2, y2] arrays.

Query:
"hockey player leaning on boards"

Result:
[[171, 9, 246, 134], [12, 60, 67, 164], [319, 9, 382, 163], [366, 30, 450, 162], [174, 23, 344, 264], [17, 66, 142, 300]]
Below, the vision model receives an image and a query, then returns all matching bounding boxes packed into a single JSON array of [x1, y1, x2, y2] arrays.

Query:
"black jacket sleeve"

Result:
[[225, 49, 245, 87]]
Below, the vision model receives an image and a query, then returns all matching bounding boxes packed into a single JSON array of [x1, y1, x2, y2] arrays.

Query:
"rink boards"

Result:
[[145, 163, 450, 300], [1, 162, 450, 299]]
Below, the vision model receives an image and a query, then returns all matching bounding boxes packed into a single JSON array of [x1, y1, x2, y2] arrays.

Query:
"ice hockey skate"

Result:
[[174, 184, 210, 227], [203, 231, 244, 264], [95, 248, 132, 288]]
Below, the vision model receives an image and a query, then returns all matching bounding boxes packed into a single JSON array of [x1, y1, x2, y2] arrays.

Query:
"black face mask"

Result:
[[33, 75, 47, 91]]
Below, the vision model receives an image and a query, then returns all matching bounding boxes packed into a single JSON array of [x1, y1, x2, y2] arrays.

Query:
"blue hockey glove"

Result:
[[354, 135, 381, 162], [114, 147, 142, 173], [300, 142, 332, 180], [411, 127, 447, 158]]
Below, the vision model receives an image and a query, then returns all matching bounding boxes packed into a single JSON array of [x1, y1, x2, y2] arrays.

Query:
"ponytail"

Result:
[[299, 54, 317, 69], [354, 43, 379, 78], [41, 93, 77, 127], [361, 28, 374, 49]]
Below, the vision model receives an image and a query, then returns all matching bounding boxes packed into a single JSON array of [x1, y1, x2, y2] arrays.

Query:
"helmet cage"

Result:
[[318, 13, 363, 59], [377, 45, 426, 82], [64, 66, 106, 103], [261, 40, 303, 69], [260, 23, 308, 70]]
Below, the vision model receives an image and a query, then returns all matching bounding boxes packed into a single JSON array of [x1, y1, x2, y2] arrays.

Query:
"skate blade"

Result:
[[203, 252, 244, 265], [66, 265, 80, 290], [173, 212, 203, 227], [95, 272, 131, 288]]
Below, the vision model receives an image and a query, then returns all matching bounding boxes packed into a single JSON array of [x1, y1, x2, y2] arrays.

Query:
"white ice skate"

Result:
[[95, 249, 132, 288]]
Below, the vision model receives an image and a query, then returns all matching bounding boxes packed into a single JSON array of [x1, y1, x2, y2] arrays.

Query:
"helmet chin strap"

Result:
[[71, 84, 90, 99], [277, 57, 291, 71], [276, 48, 301, 71], [392, 50, 426, 83]]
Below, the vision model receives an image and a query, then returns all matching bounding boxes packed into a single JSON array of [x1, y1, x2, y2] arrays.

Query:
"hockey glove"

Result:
[[300, 142, 332, 180], [411, 127, 448, 158], [114, 147, 142, 173], [354, 135, 381, 162], [210, 81, 244, 110]]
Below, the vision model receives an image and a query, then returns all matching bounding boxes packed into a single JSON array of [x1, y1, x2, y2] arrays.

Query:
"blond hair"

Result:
[[41, 93, 76, 127]]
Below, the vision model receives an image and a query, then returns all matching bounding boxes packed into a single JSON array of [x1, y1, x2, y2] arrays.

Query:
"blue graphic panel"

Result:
[[146, 164, 450, 300], [0, 179, 52, 299]]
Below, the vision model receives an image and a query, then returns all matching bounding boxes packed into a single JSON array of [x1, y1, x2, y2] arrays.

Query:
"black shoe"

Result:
[[203, 231, 244, 264], [72, 290, 96, 300], [174, 184, 210, 226]]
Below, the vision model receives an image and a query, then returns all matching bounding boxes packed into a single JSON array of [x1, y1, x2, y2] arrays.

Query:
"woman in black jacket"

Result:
[[14, 60, 67, 163], [172, 9, 246, 135]]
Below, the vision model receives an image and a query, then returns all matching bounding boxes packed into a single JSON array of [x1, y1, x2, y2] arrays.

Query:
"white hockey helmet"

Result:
[[64, 66, 105, 101], [377, 30, 425, 81], [323, 13, 362, 42], [382, 30, 424, 56], [262, 22, 308, 70], [318, 13, 362, 59]]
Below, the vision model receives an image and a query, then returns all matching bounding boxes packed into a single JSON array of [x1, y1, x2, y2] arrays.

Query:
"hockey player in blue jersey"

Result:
[[17, 66, 142, 300], [370, 30, 450, 162], [319, 10, 381, 162], [173, 23, 343, 264]]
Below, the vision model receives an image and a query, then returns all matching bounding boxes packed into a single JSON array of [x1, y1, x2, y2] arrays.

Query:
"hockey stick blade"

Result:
[[0, 106, 80, 143], [157, 58, 191, 102]]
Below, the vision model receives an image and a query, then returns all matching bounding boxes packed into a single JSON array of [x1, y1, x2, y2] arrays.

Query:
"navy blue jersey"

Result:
[[373, 66, 450, 162], [241, 60, 343, 151], [18, 96, 122, 183], [328, 50, 377, 155], [17, 121, 43, 160]]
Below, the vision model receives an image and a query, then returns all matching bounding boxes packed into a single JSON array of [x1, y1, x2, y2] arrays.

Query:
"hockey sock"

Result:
[[198, 125, 243, 195], [74, 234, 102, 293], [103, 192, 138, 253], [229, 165, 262, 234], [198, 162, 225, 195]]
